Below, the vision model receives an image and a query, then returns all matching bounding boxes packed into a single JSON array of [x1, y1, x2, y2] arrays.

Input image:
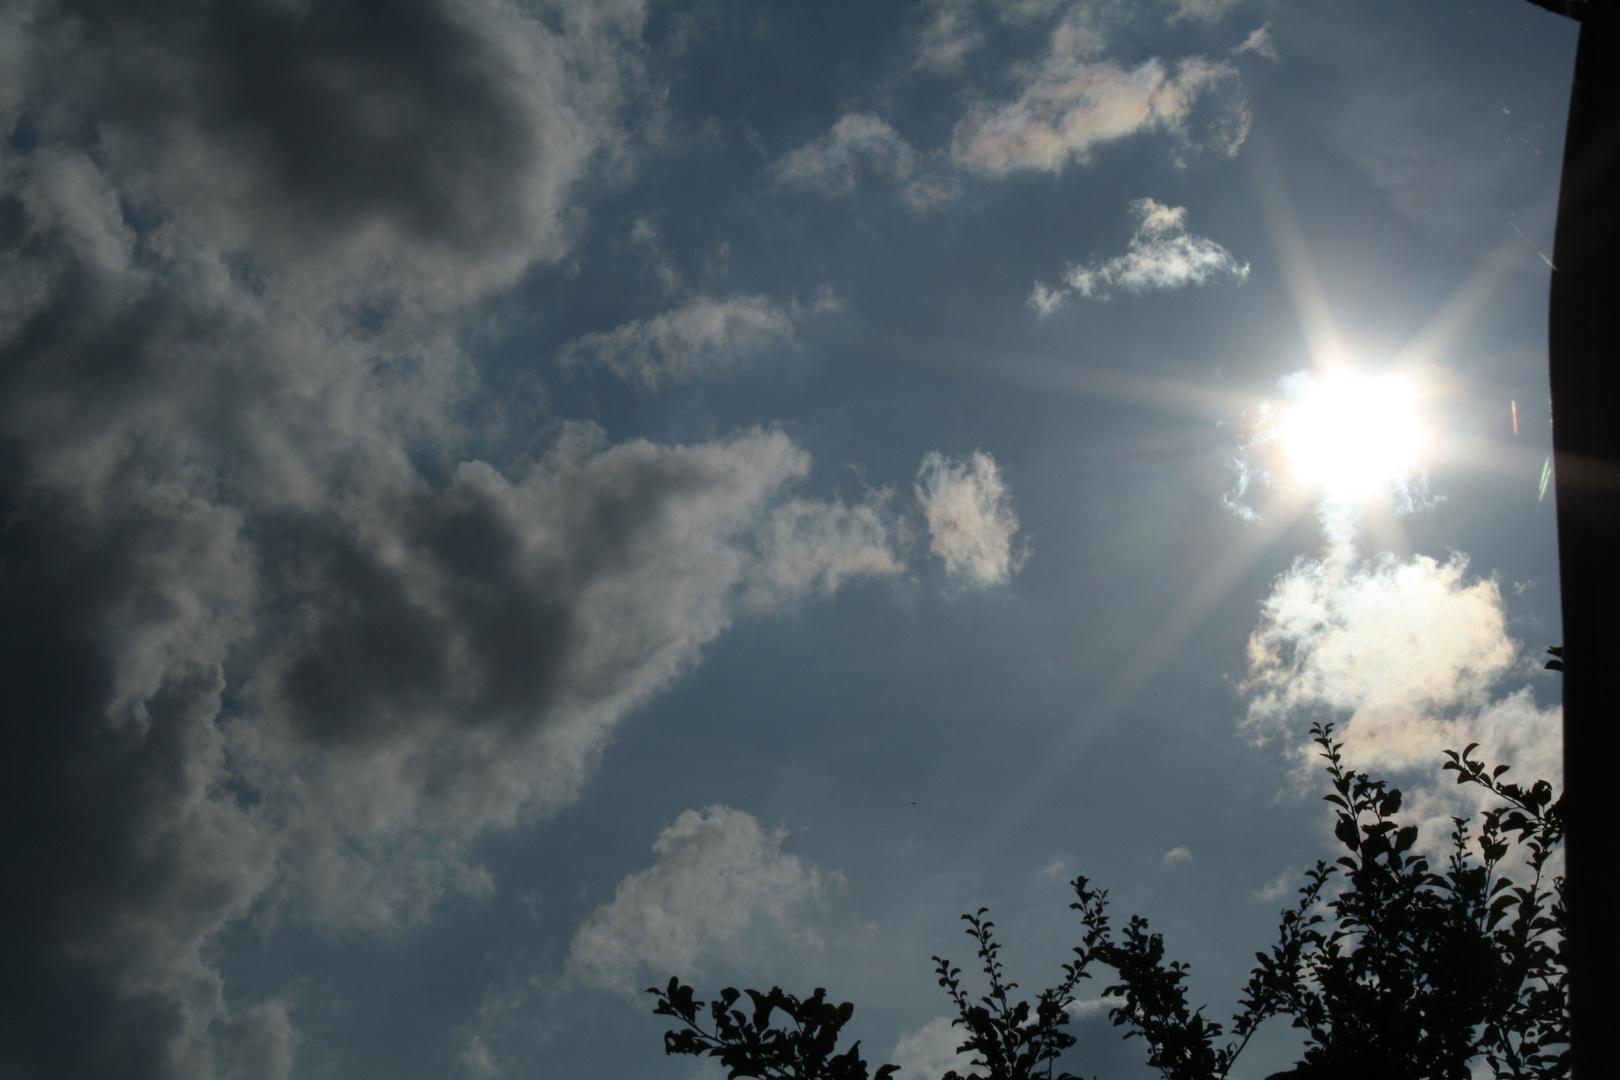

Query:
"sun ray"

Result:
[[1250, 138, 1347, 372], [877, 328, 1264, 421], [964, 488, 1313, 858]]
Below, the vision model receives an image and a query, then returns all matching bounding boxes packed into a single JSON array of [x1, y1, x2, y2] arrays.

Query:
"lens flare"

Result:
[[1276, 370, 1425, 501]]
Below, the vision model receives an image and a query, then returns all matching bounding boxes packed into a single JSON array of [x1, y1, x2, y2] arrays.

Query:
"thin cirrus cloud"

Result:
[[1234, 24, 1279, 61], [771, 112, 963, 213], [558, 294, 796, 390], [911, 0, 1074, 75], [916, 451, 1028, 588], [1167, 0, 1248, 25], [950, 13, 1251, 176], [567, 806, 828, 993], [913, 0, 983, 74], [0, 1, 914, 1076], [1029, 198, 1249, 314], [770, 112, 920, 196]]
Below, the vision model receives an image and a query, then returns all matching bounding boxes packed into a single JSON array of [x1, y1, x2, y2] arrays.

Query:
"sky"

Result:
[[0, 2, 1578, 1078]]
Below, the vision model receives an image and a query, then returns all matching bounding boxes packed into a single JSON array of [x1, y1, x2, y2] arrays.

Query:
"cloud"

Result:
[[891, 1016, 977, 1080], [1234, 24, 1279, 62], [1244, 550, 1523, 770], [567, 806, 827, 993], [1067, 996, 1110, 1020], [911, 0, 1074, 73], [0, 3, 909, 1075], [746, 492, 908, 606], [951, 19, 1250, 175], [1394, 687, 1563, 860], [1167, 0, 1247, 25], [1026, 280, 1070, 316], [913, 0, 985, 74], [558, 295, 795, 389], [771, 113, 918, 196], [1254, 869, 1297, 902], [916, 451, 1027, 588], [1163, 845, 1193, 865], [902, 175, 966, 214], [1030, 198, 1248, 311]]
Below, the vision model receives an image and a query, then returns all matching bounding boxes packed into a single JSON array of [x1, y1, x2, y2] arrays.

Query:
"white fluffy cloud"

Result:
[[916, 451, 1027, 588], [951, 16, 1250, 175], [1030, 198, 1248, 312], [1245, 550, 1523, 769], [558, 295, 795, 389], [771, 113, 919, 196], [567, 806, 827, 992], [891, 1016, 977, 1080], [1243, 535, 1562, 875]]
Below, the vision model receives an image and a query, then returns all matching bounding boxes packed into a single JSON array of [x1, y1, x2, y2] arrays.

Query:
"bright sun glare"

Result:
[[1276, 369, 1425, 501]]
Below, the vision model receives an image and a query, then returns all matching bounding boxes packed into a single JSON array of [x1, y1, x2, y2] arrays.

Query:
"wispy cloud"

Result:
[[1254, 868, 1297, 902], [1167, 0, 1247, 25], [902, 174, 966, 214], [1234, 24, 1279, 61], [916, 451, 1027, 588], [770, 113, 918, 196], [951, 15, 1250, 175], [912, 0, 985, 74], [567, 806, 827, 993], [558, 295, 794, 389], [1030, 198, 1248, 312], [1163, 845, 1193, 865]]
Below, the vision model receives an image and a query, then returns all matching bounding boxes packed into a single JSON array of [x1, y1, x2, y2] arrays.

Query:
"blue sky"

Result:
[[0, 2, 1575, 1078]]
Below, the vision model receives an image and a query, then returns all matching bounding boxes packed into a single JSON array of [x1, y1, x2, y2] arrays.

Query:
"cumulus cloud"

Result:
[[0, 3, 909, 1075], [1030, 198, 1248, 312], [915, 451, 1027, 588], [567, 806, 827, 992], [891, 1016, 978, 1080], [1163, 845, 1193, 865], [771, 113, 919, 196], [951, 17, 1250, 175], [558, 295, 795, 389], [1395, 687, 1564, 859], [1241, 533, 1562, 878], [1244, 550, 1522, 769]]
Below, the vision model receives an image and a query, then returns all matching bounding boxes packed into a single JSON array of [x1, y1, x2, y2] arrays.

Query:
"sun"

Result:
[[1275, 369, 1426, 501]]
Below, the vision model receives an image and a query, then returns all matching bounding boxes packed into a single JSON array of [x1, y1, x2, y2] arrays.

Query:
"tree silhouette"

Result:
[[651, 725, 1567, 1079]]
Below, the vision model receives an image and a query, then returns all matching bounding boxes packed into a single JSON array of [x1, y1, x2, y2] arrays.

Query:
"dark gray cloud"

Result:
[[0, 3, 909, 1076]]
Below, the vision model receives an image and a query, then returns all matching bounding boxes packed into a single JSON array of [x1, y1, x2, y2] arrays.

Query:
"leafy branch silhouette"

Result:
[[651, 723, 1567, 1079]]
